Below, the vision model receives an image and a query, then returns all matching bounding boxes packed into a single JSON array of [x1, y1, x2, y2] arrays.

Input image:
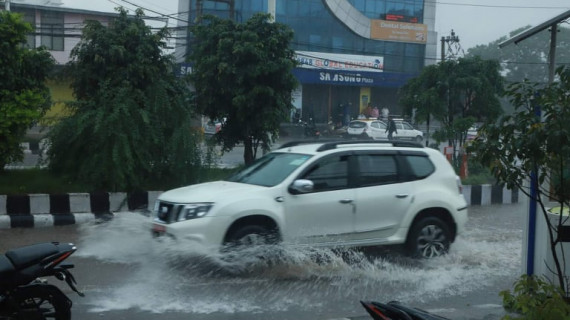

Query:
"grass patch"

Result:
[[0, 167, 240, 195], [0, 169, 92, 195]]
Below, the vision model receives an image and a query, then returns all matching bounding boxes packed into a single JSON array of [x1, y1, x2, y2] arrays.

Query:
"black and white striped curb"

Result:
[[463, 184, 518, 206], [0, 191, 162, 229], [0, 185, 518, 229]]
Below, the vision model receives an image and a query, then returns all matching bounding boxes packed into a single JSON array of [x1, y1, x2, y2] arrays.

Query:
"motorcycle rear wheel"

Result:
[[2, 284, 72, 320]]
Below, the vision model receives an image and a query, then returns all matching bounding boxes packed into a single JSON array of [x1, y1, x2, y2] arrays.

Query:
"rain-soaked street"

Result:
[[0, 200, 527, 320]]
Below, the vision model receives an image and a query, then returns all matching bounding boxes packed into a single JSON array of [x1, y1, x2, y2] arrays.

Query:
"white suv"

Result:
[[152, 140, 468, 258]]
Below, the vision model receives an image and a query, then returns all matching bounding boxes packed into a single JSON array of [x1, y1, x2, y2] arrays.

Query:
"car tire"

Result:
[[405, 217, 451, 259], [224, 225, 278, 248], [415, 135, 423, 142]]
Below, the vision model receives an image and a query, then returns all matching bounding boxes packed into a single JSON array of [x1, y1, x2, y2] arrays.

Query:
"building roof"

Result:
[[7, 2, 119, 17]]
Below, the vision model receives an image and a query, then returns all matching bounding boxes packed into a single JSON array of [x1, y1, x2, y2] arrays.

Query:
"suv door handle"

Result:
[[396, 194, 409, 198], [339, 199, 353, 204]]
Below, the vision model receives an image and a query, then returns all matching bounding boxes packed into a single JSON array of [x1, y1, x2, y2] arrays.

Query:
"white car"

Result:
[[203, 118, 225, 135], [392, 120, 424, 142], [152, 140, 468, 259], [346, 119, 388, 140]]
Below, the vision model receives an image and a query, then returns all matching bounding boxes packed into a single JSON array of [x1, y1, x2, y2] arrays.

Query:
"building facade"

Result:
[[175, 0, 437, 124], [4, 1, 118, 121]]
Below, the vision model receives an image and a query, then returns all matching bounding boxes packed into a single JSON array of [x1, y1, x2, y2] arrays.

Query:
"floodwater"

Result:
[[72, 202, 526, 319]]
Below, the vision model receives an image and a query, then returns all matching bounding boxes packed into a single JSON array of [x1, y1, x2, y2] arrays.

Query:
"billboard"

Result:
[[370, 20, 428, 44], [295, 51, 383, 73]]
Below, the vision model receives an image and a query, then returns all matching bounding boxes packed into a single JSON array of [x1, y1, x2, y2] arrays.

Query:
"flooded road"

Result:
[[0, 201, 527, 320]]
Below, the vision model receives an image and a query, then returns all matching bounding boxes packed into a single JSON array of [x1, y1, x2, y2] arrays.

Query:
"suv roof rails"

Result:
[[279, 139, 424, 151], [279, 139, 341, 149], [317, 140, 424, 151]]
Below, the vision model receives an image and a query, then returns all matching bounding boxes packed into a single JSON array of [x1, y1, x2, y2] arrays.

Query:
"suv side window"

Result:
[[405, 155, 435, 179], [301, 154, 349, 192], [355, 154, 398, 187]]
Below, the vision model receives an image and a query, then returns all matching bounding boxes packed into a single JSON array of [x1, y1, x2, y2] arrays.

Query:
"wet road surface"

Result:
[[0, 201, 527, 320]]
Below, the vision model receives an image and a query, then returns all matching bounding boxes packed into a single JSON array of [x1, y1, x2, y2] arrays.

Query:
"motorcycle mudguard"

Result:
[[386, 301, 451, 320], [14, 283, 72, 311], [360, 301, 413, 320]]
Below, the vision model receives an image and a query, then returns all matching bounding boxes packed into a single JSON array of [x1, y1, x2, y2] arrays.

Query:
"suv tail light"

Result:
[[456, 177, 463, 194]]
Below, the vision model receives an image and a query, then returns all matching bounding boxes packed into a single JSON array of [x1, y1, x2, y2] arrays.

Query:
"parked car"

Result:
[[203, 118, 224, 135], [346, 119, 388, 140], [392, 120, 424, 142], [466, 126, 478, 141], [151, 140, 468, 259]]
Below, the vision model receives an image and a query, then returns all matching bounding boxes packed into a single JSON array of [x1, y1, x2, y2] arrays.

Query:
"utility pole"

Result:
[[440, 30, 463, 62], [5, 0, 10, 11]]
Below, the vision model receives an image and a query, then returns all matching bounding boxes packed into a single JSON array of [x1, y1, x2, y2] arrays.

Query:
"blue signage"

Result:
[[292, 68, 417, 88]]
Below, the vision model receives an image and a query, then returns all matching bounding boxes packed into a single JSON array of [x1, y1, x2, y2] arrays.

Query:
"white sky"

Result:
[[61, 0, 570, 52]]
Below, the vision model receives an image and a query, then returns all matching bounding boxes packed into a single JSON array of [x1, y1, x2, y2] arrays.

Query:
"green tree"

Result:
[[47, 8, 201, 191], [189, 13, 298, 165], [401, 57, 503, 162], [399, 64, 447, 146], [0, 11, 54, 171], [470, 66, 570, 294], [467, 26, 570, 84]]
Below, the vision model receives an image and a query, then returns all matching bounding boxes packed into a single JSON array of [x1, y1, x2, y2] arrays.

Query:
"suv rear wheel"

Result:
[[406, 217, 451, 259]]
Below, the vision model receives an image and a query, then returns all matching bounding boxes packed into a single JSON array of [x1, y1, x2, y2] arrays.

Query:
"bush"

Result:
[[500, 274, 570, 320], [0, 166, 240, 195]]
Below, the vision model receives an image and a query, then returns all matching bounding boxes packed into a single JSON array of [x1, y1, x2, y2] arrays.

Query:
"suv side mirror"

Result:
[[289, 179, 314, 194]]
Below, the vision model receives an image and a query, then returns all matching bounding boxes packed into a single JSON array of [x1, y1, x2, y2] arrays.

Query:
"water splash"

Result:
[[76, 210, 522, 315]]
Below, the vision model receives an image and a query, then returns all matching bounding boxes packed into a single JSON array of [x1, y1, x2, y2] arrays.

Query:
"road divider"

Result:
[[0, 186, 517, 228]]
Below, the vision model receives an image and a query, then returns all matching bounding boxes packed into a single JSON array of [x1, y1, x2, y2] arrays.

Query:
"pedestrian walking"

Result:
[[386, 116, 397, 140]]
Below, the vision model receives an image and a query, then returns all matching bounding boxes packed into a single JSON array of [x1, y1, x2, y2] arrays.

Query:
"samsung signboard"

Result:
[[294, 51, 413, 87]]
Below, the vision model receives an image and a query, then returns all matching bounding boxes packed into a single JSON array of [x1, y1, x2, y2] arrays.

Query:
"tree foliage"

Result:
[[47, 8, 201, 191], [500, 275, 570, 320], [0, 11, 54, 170], [189, 13, 298, 165], [400, 56, 503, 156], [467, 26, 570, 84], [470, 66, 570, 293]]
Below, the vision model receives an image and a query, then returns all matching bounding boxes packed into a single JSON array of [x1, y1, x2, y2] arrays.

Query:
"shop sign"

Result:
[[319, 72, 374, 84], [370, 20, 428, 44], [295, 51, 383, 73]]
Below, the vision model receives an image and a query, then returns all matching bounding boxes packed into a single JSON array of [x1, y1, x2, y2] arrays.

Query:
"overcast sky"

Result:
[[63, 0, 569, 53]]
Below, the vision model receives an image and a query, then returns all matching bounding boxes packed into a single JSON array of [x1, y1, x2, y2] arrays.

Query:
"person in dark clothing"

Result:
[[386, 117, 398, 140]]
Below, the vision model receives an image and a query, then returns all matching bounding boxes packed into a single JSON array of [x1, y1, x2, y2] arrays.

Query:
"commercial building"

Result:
[[174, 0, 437, 124], [3, 0, 118, 121]]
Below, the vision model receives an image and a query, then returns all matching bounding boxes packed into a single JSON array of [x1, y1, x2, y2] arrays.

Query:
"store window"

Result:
[[40, 11, 63, 51], [14, 9, 36, 48]]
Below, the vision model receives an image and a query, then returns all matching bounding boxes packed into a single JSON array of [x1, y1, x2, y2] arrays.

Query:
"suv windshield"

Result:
[[226, 152, 312, 187]]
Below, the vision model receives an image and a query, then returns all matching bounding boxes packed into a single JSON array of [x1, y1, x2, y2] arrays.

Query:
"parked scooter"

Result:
[[301, 118, 320, 138], [361, 300, 450, 320], [0, 242, 84, 320]]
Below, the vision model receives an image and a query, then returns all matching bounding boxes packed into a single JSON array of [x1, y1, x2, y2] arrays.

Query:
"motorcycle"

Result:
[[301, 118, 320, 138], [361, 300, 450, 320], [0, 242, 84, 320]]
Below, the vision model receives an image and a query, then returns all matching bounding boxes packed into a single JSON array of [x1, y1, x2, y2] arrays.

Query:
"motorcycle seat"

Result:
[[5, 243, 59, 270], [0, 255, 16, 278]]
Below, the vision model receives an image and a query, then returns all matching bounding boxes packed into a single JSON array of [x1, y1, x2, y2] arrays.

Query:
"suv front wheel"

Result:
[[406, 217, 451, 259], [224, 225, 278, 248]]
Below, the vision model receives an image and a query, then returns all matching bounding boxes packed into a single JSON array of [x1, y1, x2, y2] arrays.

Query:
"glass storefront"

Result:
[[183, 0, 428, 122]]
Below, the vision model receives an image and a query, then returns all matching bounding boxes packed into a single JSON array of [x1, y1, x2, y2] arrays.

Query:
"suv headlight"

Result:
[[177, 203, 213, 222]]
